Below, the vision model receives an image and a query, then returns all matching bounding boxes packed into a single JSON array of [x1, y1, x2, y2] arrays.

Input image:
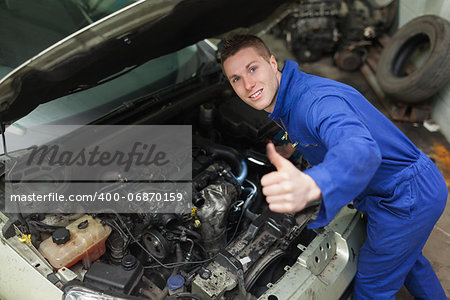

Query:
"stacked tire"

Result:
[[376, 15, 450, 103]]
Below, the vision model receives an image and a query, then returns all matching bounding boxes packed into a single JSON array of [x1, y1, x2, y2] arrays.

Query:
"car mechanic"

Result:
[[220, 34, 447, 299]]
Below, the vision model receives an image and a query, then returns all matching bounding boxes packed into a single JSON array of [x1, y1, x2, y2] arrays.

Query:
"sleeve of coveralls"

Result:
[[301, 96, 382, 228]]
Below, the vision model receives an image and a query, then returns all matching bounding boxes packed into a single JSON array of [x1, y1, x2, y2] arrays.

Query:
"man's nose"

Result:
[[243, 77, 255, 90]]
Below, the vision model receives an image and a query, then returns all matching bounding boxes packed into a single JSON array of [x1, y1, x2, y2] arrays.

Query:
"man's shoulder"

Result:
[[297, 73, 364, 107]]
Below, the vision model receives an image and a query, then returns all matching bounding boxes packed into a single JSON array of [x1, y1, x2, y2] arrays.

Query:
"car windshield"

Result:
[[0, 0, 139, 71], [1, 43, 203, 154], [11, 45, 201, 127]]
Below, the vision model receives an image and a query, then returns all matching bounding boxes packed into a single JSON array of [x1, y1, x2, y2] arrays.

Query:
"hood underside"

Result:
[[0, 0, 291, 123]]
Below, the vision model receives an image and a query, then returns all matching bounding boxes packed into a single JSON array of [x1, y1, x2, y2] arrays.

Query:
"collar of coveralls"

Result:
[[268, 58, 307, 120]]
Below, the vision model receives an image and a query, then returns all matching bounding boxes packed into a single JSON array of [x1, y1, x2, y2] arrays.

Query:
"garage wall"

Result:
[[399, 0, 450, 142]]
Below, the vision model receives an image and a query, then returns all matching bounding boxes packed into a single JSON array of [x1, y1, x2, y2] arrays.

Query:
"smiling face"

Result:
[[223, 47, 281, 113]]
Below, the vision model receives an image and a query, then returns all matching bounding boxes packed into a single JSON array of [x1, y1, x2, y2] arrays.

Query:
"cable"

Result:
[[226, 179, 257, 247]]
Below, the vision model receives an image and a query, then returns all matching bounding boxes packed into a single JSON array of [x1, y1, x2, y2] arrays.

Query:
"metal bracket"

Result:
[[297, 231, 336, 276]]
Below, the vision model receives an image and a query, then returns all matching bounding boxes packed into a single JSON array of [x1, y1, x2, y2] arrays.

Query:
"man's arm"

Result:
[[303, 96, 382, 228], [262, 96, 382, 228]]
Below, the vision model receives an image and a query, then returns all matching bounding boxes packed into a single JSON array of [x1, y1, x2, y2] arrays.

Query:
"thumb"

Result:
[[266, 142, 288, 170]]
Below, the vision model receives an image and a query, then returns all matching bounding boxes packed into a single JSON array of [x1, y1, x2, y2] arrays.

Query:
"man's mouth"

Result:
[[249, 89, 263, 99]]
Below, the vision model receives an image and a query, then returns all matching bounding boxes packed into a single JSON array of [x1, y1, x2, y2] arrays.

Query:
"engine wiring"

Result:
[[112, 212, 216, 269], [226, 179, 257, 248]]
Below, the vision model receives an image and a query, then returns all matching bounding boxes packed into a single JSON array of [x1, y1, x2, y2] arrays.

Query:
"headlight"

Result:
[[64, 285, 128, 300]]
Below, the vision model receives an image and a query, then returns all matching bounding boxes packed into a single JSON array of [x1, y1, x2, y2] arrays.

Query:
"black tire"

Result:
[[376, 15, 450, 103]]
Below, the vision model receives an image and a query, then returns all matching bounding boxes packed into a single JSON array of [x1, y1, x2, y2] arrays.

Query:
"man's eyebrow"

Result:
[[228, 74, 238, 81], [245, 61, 258, 69], [228, 61, 258, 80]]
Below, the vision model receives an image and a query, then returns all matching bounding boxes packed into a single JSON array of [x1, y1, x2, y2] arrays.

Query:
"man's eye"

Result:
[[250, 67, 256, 72], [232, 77, 240, 83]]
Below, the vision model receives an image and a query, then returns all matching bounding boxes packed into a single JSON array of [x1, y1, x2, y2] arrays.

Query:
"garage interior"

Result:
[[0, 0, 449, 299]]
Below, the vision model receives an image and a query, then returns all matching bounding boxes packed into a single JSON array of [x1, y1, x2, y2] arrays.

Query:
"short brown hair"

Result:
[[220, 35, 272, 65]]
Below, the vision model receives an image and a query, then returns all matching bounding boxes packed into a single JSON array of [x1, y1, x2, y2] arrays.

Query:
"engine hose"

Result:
[[172, 243, 183, 274], [242, 180, 257, 211], [193, 136, 247, 184], [236, 160, 248, 185], [175, 243, 183, 264], [175, 225, 202, 240], [243, 180, 260, 221]]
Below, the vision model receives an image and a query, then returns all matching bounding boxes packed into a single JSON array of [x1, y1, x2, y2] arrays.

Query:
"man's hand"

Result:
[[262, 143, 322, 213]]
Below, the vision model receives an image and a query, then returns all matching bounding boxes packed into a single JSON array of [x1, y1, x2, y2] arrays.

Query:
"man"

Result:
[[221, 35, 447, 299]]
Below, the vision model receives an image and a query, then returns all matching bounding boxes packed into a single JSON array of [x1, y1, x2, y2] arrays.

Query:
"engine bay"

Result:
[[0, 82, 364, 300], [0, 88, 321, 300]]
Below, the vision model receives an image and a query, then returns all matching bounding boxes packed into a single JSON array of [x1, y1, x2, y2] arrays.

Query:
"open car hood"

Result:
[[0, 0, 291, 124]]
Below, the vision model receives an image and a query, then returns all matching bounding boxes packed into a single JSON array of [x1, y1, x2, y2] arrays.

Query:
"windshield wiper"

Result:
[[88, 76, 206, 125], [66, 64, 140, 96]]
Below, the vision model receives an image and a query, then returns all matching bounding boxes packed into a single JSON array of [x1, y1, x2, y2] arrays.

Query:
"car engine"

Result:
[[274, 0, 397, 69]]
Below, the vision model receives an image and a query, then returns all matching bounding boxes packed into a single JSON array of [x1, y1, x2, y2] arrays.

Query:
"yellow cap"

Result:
[[191, 207, 197, 217], [194, 219, 201, 228]]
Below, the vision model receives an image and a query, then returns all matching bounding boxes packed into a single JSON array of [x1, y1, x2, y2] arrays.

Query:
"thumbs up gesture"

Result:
[[261, 143, 322, 213]]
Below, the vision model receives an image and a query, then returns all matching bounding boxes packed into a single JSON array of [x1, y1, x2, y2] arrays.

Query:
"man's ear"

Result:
[[269, 55, 278, 72]]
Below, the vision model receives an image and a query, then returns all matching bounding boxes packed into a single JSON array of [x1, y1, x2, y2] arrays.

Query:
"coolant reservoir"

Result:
[[39, 215, 112, 269]]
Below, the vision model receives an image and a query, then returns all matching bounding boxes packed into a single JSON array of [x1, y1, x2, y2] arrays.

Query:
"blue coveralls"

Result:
[[268, 59, 448, 299]]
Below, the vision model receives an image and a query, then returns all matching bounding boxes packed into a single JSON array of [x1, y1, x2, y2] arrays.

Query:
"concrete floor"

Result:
[[263, 34, 450, 299]]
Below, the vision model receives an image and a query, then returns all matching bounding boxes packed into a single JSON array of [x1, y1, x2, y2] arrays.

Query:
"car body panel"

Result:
[[0, 214, 63, 300]]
